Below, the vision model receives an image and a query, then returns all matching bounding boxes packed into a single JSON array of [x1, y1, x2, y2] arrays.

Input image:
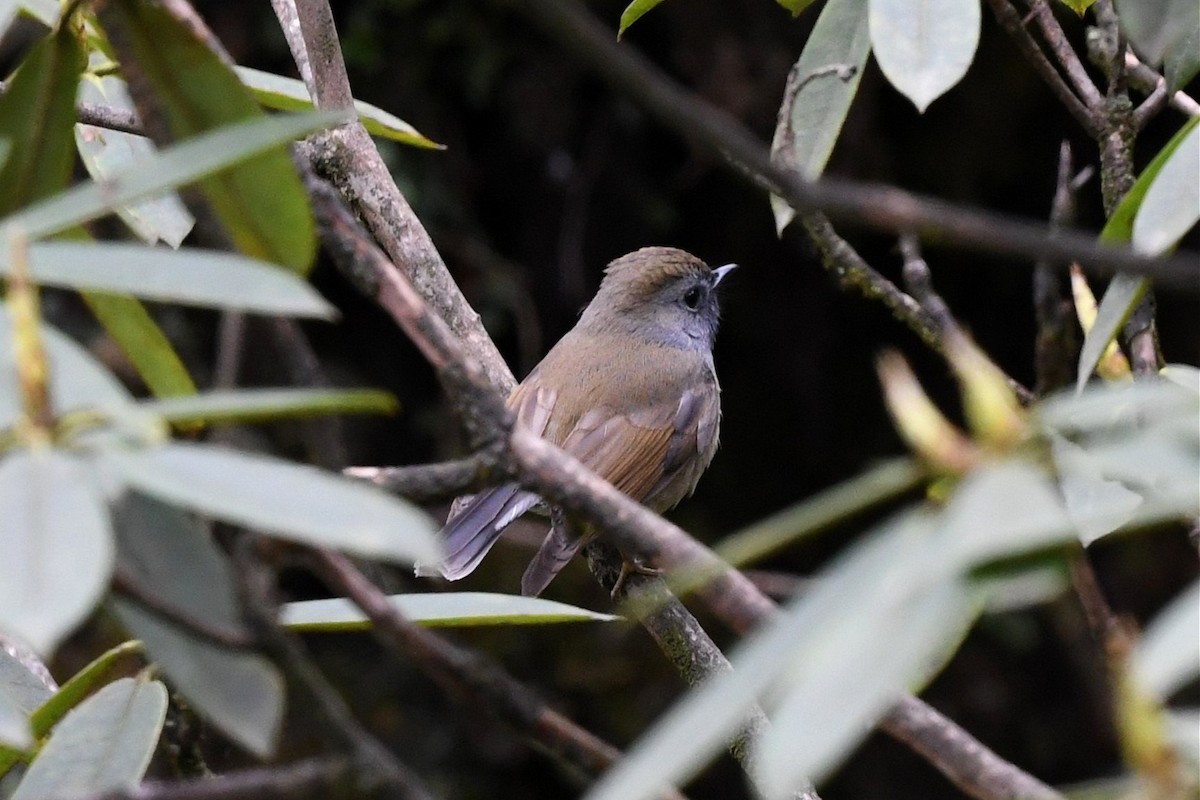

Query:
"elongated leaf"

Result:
[[283, 592, 618, 631], [101, 442, 441, 564], [3, 242, 336, 317], [136, 388, 396, 427], [1114, 0, 1196, 66], [82, 292, 196, 398], [101, 0, 316, 273], [0, 308, 134, 431], [770, 0, 871, 233], [1050, 435, 1143, 545], [1164, 22, 1200, 91], [113, 603, 284, 758], [1101, 117, 1200, 244], [0, 648, 52, 718], [10, 677, 166, 800], [0, 688, 30, 751], [618, 0, 668, 38], [1075, 273, 1147, 391], [1, 111, 347, 242], [75, 75, 194, 247], [234, 67, 441, 149], [1134, 580, 1200, 701], [0, 26, 84, 215], [0, 450, 114, 656], [868, 0, 980, 112], [1132, 121, 1200, 256]]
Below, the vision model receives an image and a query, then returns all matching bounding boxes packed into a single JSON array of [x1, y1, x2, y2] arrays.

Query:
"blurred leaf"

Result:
[[4, 242, 336, 317], [234, 66, 442, 149], [15, 1, 58, 26], [9, 677, 166, 800], [283, 592, 618, 631], [1038, 380, 1197, 436], [867, 0, 980, 112], [82, 292, 196, 399], [0, 450, 114, 656], [0, 691, 30, 751], [136, 388, 396, 427], [1164, 22, 1200, 91], [617, 0, 668, 38], [1101, 117, 1199, 245], [0, 649, 52, 718], [75, 75, 194, 247], [113, 603, 284, 758], [1134, 580, 1200, 701], [0, 26, 84, 215], [939, 461, 1074, 570], [1, 111, 347, 243], [1164, 708, 1200, 774], [101, 0, 315, 273], [1161, 363, 1200, 391], [0, 308, 134, 431], [769, 0, 870, 233], [1075, 274, 1147, 391], [1113, 0, 1196, 66], [1069, 265, 1131, 381], [101, 442, 441, 564], [1132, 121, 1200, 256], [1050, 435, 1143, 545]]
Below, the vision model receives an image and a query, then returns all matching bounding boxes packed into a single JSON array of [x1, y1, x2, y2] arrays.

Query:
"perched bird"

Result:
[[422, 247, 735, 596]]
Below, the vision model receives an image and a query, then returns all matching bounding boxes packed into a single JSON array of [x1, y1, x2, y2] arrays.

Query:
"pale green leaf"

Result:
[[0, 648, 52, 718], [868, 0, 980, 112], [770, 0, 871, 233], [283, 592, 618, 631], [136, 388, 397, 427], [0, 450, 114, 656], [235, 66, 442, 149], [1134, 580, 1200, 701], [75, 75, 194, 248], [114, 603, 284, 758], [10, 677, 166, 800], [4, 242, 336, 317], [1075, 273, 1147, 391], [1049, 435, 1143, 545], [101, 442, 441, 564], [0, 111, 347, 242], [1114, 0, 1196, 66], [1164, 21, 1200, 91], [618, 0, 668, 38], [1132, 121, 1200, 256]]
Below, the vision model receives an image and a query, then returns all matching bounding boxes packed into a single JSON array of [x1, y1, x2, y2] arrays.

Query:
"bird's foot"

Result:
[[610, 558, 662, 600]]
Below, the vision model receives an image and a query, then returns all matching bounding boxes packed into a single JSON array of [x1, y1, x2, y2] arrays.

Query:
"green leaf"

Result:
[[618, 0, 669, 38], [1100, 116, 1200, 244], [0, 26, 85, 216], [938, 461, 1075, 570], [100, 442, 441, 564], [867, 0, 980, 112], [0, 450, 114, 656], [0, 308, 134, 431], [1075, 273, 1147, 391], [113, 602, 284, 758], [282, 592, 619, 631], [776, 0, 820, 14], [769, 0, 871, 233], [82, 292, 197, 398], [234, 66, 442, 149], [1134, 580, 1200, 701], [1132, 121, 1200, 256], [1114, 0, 1196, 66], [136, 388, 396, 427], [100, 0, 316, 273], [0, 110, 347, 243], [1049, 434, 1143, 545], [75, 75, 194, 248], [4, 242, 336, 317], [9, 677, 166, 800]]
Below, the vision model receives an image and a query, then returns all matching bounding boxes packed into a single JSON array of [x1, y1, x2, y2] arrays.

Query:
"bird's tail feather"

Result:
[[520, 522, 586, 597], [421, 484, 540, 580]]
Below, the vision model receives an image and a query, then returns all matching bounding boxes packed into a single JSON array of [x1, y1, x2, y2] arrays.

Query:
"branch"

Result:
[[308, 549, 690, 800], [1124, 51, 1200, 117], [506, 0, 1199, 290], [1025, 0, 1105, 109], [343, 455, 496, 503], [82, 757, 357, 800]]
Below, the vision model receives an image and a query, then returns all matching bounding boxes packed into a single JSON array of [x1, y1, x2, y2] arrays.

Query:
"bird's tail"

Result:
[[417, 484, 540, 580], [520, 521, 588, 597]]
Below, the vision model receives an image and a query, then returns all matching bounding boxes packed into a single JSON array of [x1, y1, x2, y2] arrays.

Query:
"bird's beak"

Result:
[[712, 263, 738, 286]]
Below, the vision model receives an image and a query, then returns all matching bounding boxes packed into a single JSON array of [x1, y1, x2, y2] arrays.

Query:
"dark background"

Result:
[[8, 0, 1198, 796]]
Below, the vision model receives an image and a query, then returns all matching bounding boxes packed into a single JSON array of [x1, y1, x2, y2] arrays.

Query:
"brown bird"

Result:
[[421, 247, 734, 595]]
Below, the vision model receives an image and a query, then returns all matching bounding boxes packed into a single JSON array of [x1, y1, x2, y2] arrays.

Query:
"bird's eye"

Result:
[[683, 286, 702, 310]]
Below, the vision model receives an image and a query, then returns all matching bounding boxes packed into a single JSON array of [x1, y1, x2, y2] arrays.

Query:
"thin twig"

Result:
[[343, 455, 495, 503], [81, 757, 358, 800], [506, 0, 1199, 288], [1124, 51, 1200, 117], [1026, 0, 1105, 108]]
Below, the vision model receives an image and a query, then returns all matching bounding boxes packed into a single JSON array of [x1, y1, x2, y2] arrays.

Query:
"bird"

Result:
[[419, 247, 735, 596]]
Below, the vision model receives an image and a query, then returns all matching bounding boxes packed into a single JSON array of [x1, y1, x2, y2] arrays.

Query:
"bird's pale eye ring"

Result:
[[683, 286, 702, 310]]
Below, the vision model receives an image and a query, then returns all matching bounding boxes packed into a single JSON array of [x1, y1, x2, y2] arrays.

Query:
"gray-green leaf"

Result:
[[1131, 120, 1200, 256], [868, 0, 981, 112], [10, 677, 166, 800], [282, 592, 618, 631], [100, 442, 441, 564], [1134, 580, 1200, 701], [0, 450, 114, 656]]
